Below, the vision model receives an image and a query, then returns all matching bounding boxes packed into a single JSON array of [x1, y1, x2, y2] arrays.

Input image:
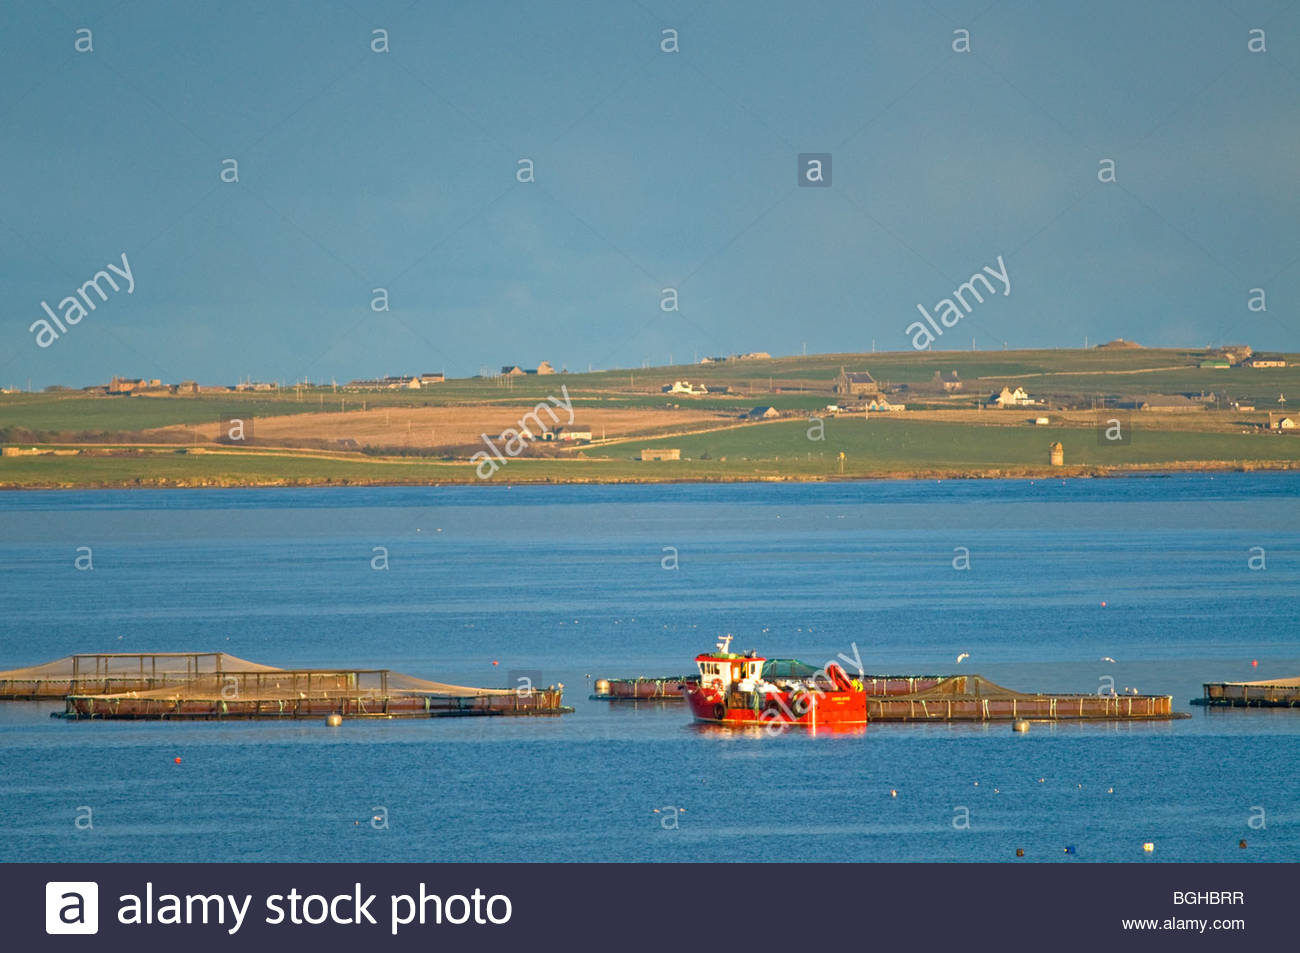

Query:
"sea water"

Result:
[[0, 474, 1297, 862]]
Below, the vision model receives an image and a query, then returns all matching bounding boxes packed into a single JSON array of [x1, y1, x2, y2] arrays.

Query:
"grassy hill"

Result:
[[4, 346, 1298, 487]]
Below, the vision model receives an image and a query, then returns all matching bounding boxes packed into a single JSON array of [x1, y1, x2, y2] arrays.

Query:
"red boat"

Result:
[[682, 636, 868, 728]]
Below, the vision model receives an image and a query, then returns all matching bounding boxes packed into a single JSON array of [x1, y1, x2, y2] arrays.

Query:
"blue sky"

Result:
[[2, 0, 1298, 388]]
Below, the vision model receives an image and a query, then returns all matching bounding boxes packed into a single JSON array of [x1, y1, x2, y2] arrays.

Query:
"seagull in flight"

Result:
[[1101, 656, 1117, 663], [956, 653, 970, 664]]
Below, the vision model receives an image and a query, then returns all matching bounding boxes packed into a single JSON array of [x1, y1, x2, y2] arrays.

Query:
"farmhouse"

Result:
[[867, 396, 905, 411], [662, 380, 706, 395], [1118, 394, 1203, 411], [1278, 417, 1296, 431], [1199, 358, 1231, 369], [833, 369, 879, 396], [991, 386, 1034, 407], [641, 448, 681, 461], [501, 362, 555, 375], [746, 406, 780, 420], [1244, 356, 1287, 368], [345, 375, 421, 390], [108, 376, 162, 393], [1209, 345, 1252, 365]]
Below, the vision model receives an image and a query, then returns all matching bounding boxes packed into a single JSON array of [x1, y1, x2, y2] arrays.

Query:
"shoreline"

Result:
[[2, 459, 1296, 491]]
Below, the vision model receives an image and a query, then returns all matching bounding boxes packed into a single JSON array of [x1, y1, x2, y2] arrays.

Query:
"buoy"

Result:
[[1100, 601, 1107, 607], [173, 757, 182, 764], [1063, 845, 1076, 855], [1013, 719, 1030, 733], [1142, 842, 1154, 853], [326, 714, 343, 727], [1238, 839, 1247, 849], [492, 660, 499, 666], [1251, 659, 1258, 667], [890, 789, 897, 798], [1015, 848, 1024, 857]]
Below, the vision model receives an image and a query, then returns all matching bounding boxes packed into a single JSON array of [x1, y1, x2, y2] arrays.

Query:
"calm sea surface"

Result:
[[1, 474, 1297, 863]]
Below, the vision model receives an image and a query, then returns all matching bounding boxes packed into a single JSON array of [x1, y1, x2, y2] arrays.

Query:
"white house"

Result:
[[662, 380, 706, 395], [992, 386, 1034, 407]]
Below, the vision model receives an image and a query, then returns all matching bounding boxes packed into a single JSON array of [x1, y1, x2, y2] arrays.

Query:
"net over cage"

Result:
[[55, 665, 569, 719], [72, 670, 524, 704], [0, 652, 283, 698]]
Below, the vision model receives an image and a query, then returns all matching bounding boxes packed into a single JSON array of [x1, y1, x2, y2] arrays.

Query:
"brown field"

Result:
[[165, 404, 729, 450]]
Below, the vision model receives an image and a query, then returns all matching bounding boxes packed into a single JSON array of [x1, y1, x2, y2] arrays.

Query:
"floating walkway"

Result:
[[590, 675, 696, 701], [1192, 676, 1300, 708]]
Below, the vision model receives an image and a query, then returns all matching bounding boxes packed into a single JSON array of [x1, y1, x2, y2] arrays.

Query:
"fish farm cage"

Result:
[[58, 668, 570, 719], [0, 652, 279, 700], [863, 674, 1179, 721], [1193, 676, 1300, 708], [0, 653, 571, 719]]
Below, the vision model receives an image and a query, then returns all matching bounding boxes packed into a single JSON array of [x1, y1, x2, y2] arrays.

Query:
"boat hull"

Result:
[[683, 686, 867, 728]]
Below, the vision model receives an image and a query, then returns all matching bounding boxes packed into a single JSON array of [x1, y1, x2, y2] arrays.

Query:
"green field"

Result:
[[585, 418, 1300, 473], [4, 346, 1298, 487], [6, 347, 1298, 438], [4, 416, 1299, 489]]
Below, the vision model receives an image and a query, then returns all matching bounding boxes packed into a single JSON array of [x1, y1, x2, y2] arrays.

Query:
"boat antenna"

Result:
[[715, 634, 734, 654]]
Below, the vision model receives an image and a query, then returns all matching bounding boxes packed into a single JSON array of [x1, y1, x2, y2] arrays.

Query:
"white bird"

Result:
[[956, 653, 970, 664], [1101, 656, 1117, 664]]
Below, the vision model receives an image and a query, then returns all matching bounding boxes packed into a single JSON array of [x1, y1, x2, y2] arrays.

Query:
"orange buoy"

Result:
[[1251, 659, 1258, 667], [173, 757, 181, 764]]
